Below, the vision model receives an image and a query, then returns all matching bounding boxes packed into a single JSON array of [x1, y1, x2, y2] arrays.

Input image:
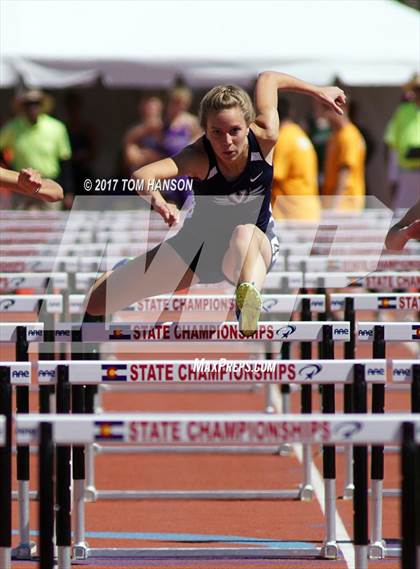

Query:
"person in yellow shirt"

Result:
[[271, 98, 320, 221], [322, 102, 366, 212]]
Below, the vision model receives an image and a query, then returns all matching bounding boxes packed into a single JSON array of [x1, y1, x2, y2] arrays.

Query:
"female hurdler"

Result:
[[87, 71, 345, 336]]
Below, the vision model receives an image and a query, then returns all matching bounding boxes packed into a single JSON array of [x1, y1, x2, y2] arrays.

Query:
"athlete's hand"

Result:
[[406, 219, 420, 240], [316, 86, 346, 115], [18, 168, 42, 194], [152, 197, 180, 227], [385, 220, 420, 250]]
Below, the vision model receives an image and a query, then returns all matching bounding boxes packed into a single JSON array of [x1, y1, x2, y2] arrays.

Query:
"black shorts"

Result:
[[166, 218, 280, 284]]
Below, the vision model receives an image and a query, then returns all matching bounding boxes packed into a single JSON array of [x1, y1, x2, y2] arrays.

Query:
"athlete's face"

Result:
[[206, 107, 249, 162]]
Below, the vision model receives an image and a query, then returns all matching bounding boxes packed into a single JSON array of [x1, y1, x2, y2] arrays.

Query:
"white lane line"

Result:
[[272, 386, 355, 569]]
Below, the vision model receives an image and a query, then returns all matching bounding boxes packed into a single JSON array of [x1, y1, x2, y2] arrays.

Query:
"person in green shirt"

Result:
[[0, 89, 72, 206], [384, 74, 420, 209]]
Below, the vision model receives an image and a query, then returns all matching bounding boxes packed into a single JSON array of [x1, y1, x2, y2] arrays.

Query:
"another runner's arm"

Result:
[[0, 167, 64, 202], [253, 71, 346, 141], [385, 199, 420, 250], [385, 200, 420, 250]]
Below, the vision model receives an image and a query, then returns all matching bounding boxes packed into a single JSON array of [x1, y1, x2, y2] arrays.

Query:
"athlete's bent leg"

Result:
[[222, 224, 272, 336], [86, 242, 199, 316], [222, 224, 271, 287]]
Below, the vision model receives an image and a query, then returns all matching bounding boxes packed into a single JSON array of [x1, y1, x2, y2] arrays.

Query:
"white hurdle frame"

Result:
[[8, 413, 420, 569]]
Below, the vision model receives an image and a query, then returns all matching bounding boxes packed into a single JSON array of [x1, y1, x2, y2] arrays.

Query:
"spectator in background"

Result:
[[0, 89, 72, 208], [64, 91, 96, 209], [271, 97, 320, 221], [348, 100, 375, 168], [158, 85, 202, 208], [123, 87, 201, 208], [123, 95, 163, 174], [384, 73, 420, 210], [308, 99, 331, 187], [159, 86, 201, 157], [321, 100, 366, 212]]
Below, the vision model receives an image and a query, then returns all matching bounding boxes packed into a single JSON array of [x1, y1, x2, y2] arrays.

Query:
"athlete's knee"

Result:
[[85, 281, 107, 317], [230, 224, 259, 251]]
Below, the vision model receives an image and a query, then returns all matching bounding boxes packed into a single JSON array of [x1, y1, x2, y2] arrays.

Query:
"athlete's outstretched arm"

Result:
[[132, 143, 205, 226], [253, 71, 346, 138], [0, 167, 64, 202], [385, 199, 420, 250]]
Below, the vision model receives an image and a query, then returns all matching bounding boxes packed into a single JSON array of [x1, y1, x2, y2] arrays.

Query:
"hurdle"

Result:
[[68, 292, 326, 409], [382, 361, 420, 501], [331, 293, 420, 314], [287, 254, 420, 273], [264, 270, 420, 292], [68, 292, 326, 318], [41, 319, 351, 350], [358, 321, 420, 559], [0, 293, 67, 362], [8, 238, 417, 260], [6, 412, 420, 568], [35, 358, 385, 514], [0, 324, 44, 559], [0, 273, 68, 293], [330, 293, 420, 499], [0, 392, 7, 569], [33, 321, 350, 561]]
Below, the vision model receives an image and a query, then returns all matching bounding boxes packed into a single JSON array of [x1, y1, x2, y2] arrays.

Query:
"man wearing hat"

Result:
[[384, 74, 420, 210], [0, 89, 72, 207]]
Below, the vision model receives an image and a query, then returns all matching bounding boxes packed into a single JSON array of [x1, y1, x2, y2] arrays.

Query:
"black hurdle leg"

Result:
[[411, 364, 420, 566], [13, 326, 36, 559], [278, 342, 292, 454], [320, 325, 338, 559], [352, 364, 369, 569], [39, 327, 55, 415], [0, 366, 12, 569], [72, 384, 89, 559], [370, 325, 386, 559], [299, 297, 313, 500], [55, 365, 72, 568], [401, 422, 418, 569], [80, 312, 103, 503], [343, 298, 356, 499], [39, 422, 54, 569]]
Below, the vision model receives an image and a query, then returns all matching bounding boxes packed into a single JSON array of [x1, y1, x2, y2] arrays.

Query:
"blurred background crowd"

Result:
[[0, 0, 418, 217], [1, 74, 418, 217]]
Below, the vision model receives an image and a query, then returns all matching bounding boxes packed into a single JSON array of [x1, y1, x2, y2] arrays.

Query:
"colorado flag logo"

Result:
[[412, 325, 420, 340], [378, 297, 397, 309], [101, 364, 128, 381], [109, 326, 131, 340], [95, 421, 125, 440]]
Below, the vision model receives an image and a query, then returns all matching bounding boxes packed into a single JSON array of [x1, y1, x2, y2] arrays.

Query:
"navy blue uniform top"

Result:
[[187, 129, 273, 235]]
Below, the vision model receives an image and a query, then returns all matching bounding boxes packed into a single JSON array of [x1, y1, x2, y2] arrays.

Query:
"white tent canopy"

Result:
[[1, 0, 419, 88]]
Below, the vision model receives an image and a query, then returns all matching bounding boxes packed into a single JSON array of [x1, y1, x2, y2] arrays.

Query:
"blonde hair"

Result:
[[167, 86, 193, 105], [199, 85, 255, 129]]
